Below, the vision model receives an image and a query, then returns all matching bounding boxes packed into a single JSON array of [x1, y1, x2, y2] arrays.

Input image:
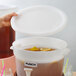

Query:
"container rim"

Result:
[[11, 5, 67, 36]]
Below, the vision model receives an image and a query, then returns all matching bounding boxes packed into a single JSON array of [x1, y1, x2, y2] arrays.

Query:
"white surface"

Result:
[[11, 6, 67, 36], [0, 0, 76, 71]]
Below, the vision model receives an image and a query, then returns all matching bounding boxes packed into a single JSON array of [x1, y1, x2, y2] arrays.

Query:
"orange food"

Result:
[[25, 46, 55, 51]]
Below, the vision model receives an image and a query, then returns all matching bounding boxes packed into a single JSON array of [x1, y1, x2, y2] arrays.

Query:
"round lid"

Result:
[[11, 5, 67, 36]]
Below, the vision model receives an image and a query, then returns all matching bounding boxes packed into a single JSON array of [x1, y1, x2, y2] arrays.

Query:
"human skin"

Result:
[[0, 12, 17, 28]]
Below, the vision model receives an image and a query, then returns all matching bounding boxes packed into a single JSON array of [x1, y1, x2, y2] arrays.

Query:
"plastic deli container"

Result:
[[0, 5, 17, 58], [0, 55, 16, 76], [11, 6, 70, 76]]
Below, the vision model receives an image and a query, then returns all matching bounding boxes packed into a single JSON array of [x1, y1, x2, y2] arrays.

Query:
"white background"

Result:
[[0, 0, 76, 71]]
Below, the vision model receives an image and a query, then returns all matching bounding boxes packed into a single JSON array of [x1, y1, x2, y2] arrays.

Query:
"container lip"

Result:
[[0, 55, 15, 60], [11, 37, 68, 55], [12, 37, 67, 48], [13, 49, 65, 55], [12, 37, 69, 63]]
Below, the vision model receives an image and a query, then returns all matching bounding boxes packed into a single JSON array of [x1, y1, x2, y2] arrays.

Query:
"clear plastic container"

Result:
[[0, 55, 16, 76], [0, 5, 17, 58], [11, 5, 70, 76], [11, 37, 70, 76]]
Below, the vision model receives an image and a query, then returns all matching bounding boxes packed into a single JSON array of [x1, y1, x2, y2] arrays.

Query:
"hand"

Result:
[[0, 12, 18, 28]]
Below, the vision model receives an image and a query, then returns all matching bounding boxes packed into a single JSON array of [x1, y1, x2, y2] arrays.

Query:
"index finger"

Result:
[[3, 12, 18, 21]]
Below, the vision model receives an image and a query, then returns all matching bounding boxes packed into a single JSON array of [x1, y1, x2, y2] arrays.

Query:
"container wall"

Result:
[[16, 58, 64, 76], [0, 26, 15, 58], [0, 56, 16, 76]]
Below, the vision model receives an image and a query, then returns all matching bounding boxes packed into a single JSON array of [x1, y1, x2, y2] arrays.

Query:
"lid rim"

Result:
[[11, 5, 67, 37]]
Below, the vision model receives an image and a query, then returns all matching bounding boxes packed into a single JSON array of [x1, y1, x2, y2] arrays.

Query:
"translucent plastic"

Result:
[[0, 55, 16, 76], [16, 58, 64, 76], [0, 26, 15, 58], [11, 37, 70, 76], [0, 5, 17, 58]]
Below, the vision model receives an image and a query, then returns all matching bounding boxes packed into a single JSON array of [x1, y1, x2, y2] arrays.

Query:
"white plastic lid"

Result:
[[11, 5, 67, 36]]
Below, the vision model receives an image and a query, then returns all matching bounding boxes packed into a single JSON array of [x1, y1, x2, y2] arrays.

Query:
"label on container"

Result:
[[24, 62, 37, 67]]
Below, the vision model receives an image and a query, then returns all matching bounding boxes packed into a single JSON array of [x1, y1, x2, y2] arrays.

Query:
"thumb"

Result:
[[3, 12, 18, 21]]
